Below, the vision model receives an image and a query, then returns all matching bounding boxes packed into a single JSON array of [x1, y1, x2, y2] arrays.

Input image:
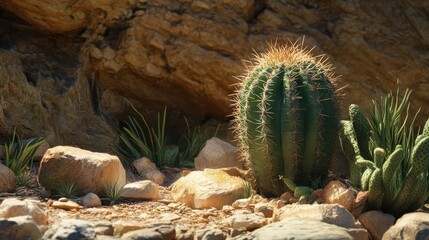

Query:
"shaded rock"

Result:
[[0, 215, 42, 240], [195, 228, 226, 240], [382, 212, 429, 240], [273, 204, 356, 229], [43, 219, 96, 239], [121, 180, 160, 200], [82, 193, 102, 207], [120, 222, 175, 240], [252, 217, 353, 240], [0, 163, 15, 193], [232, 198, 251, 209], [194, 137, 242, 170], [254, 203, 273, 218], [171, 169, 245, 209], [359, 211, 395, 240], [0, 198, 47, 225], [94, 221, 114, 236], [132, 157, 165, 185], [228, 213, 268, 231], [33, 141, 50, 161], [113, 220, 146, 235], [50, 200, 83, 211], [352, 191, 368, 218], [323, 181, 357, 213], [38, 146, 126, 196]]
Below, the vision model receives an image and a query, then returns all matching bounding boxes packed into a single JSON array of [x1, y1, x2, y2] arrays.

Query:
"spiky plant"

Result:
[[242, 181, 253, 198], [2, 130, 44, 175], [339, 88, 429, 216], [56, 182, 78, 199], [16, 171, 33, 187], [103, 184, 123, 203], [233, 41, 340, 196]]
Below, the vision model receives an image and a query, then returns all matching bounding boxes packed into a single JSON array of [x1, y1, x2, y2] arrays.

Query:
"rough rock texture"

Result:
[[171, 169, 245, 209], [323, 181, 358, 213], [382, 212, 429, 240], [38, 146, 126, 196], [0, 198, 48, 225], [359, 211, 395, 240], [132, 157, 166, 185], [0, 1, 429, 152], [0, 163, 15, 193], [121, 180, 161, 200], [0, 216, 42, 240], [194, 137, 242, 170], [43, 219, 97, 240]]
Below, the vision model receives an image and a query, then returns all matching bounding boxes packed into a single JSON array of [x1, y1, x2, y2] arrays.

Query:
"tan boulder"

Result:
[[132, 157, 165, 185], [171, 169, 245, 209], [81, 193, 102, 208], [0, 215, 42, 240], [194, 137, 242, 170], [0, 198, 47, 225], [38, 146, 126, 196], [382, 212, 429, 240], [353, 191, 368, 218], [0, 163, 16, 193], [121, 180, 160, 200], [323, 180, 358, 213], [359, 211, 395, 240]]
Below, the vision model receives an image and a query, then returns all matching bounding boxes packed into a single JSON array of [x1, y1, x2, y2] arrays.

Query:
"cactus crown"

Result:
[[233, 40, 340, 197]]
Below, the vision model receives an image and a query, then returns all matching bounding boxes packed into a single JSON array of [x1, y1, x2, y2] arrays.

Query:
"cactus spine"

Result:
[[339, 90, 429, 216], [234, 43, 340, 196]]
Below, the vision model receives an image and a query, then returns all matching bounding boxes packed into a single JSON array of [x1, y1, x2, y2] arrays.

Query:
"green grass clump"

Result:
[[56, 182, 78, 199], [16, 171, 33, 187], [2, 130, 44, 175], [103, 184, 123, 203]]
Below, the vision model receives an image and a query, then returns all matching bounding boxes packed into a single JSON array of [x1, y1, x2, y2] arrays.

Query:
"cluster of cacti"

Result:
[[340, 91, 429, 216], [233, 42, 340, 197], [280, 177, 320, 204]]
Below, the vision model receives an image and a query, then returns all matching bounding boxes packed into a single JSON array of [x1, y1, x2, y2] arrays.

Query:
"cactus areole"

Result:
[[233, 43, 340, 197]]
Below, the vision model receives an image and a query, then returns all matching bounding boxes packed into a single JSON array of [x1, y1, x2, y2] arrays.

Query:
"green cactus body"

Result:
[[367, 168, 384, 209], [416, 119, 429, 144], [373, 148, 386, 169], [349, 104, 372, 159], [381, 146, 404, 207], [234, 45, 339, 196], [339, 120, 362, 187], [361, 168, 373, 190]]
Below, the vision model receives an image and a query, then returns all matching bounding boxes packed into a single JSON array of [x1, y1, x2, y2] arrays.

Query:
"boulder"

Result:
[[120, 222, 175, 240], [0, 215, 42, 240], [132, 157, 165, 185], [194, 137, 242, 170], [323, 181, 357, 213], [171, 169, 245, 209], [382, 212, 429, 240], [273, 204, 357, 229], [81, 193, 102, 208], [43, 219, 96, 239], [38, 146, 126, 196], [121, 180, 160, 200], [359, 211, 395, 240], [0, 198, 47, 225], [0, 163, 16, 193], [252, 217, 353, 240]]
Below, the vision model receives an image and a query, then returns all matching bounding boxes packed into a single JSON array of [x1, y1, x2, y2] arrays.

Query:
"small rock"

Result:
[[254, 203, 273, 218], [160, 213, 181, 221], [195, 228, 226, 240], [171, 169, 245, 209], [58, 197, 68, 202], [43, 219, 96, 239], [0, 215, 42, 240], [252, 217, 353, 240], [94, 221, 114, 236], [222, 205, 234, 214], [382, 212, 429, 240], [280, 191, 293, 202], [113, 220, 146, 235], [273, 204, 356, 229], [120, 222, 175, 240], [132, 157, 165, 185], [194, 137, 242, 170], [232, 198, 250, 209], [82, 193, 102, 207], [358, 210, 395, 240], [121, 180, 160, 200], [323, 181, 357, 213], [0, 198, 48, 225], [352, 191, 368, 218], [0, 163, 16, 193], [51, 200, 83, 210], [228, 213, 268, 231]]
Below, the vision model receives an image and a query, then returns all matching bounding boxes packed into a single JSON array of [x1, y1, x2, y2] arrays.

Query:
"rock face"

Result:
[[359, 211, 395, 240], [171, 169, 245, 209], [121, 180, 160, 200], [383, 212, 429, 240], [194, 137, 242, 170], [0, 216, 42, 240], [323, 181, 358, 213], [0, 1, 428, 152], [38, 146, 126, 196], [43, 219, 97, 240], [0, 198, 48, 225], [0, 163, 15, 193]]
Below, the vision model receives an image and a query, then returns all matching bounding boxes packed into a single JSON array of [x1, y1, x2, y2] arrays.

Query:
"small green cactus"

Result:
[[233, 42, 340, 196], [339, 88, 429, 216]]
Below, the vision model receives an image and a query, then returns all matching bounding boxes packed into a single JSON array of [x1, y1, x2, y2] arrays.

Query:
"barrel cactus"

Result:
[[339, 89, 429, 216], [233, 43, 340, 197]]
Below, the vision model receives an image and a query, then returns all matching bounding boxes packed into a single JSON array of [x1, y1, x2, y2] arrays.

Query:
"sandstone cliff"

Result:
[[0, 0, 428, 151]]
